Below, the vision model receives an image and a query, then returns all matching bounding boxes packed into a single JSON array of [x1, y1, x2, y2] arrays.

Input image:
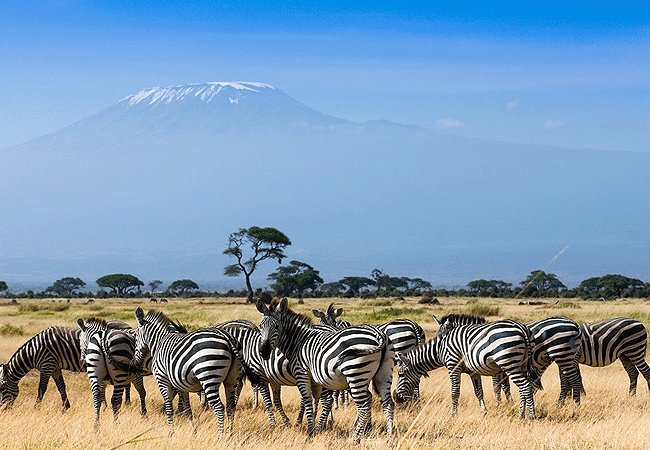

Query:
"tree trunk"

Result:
[[245, 273, 254, 303]]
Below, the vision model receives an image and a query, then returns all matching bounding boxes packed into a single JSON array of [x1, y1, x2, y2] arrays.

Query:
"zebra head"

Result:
[[132, 307, 152, 368], [256, 298, 286, 360], [0, 364, 17, 406], [76, 318, 89, 363], [394, 352, 426, 404], [311, 303, 343, 327]]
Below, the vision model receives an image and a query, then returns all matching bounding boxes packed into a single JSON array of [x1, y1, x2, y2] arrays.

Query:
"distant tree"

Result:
[[409, 278, 433, 291], [371, 269, 390, 293], [223, 226, 292, 303], [148, 280, 163, 296], [338, 277, 374, 295], [320, 282, 345, 294], [468, 279, 512, 295], [387, 277, 409, 291], [0, 281, 7, 296], [597, 274, 644, 298], [96, 274, 144, 296], [168, 279, 199, 297], [46, 277, 86, 297], [519, 270, 566, 297], [268, 260, 324, 296]]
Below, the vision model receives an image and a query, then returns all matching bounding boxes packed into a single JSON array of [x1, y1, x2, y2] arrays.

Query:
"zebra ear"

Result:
[[333, 308, 343, 318], [135, 307, 145, 325], [433, 315, 442, 326], [278, 297, 289, 312], [312, 309, 325, 318], [256, 299, 269, 314], [76, 318, 85, 331]]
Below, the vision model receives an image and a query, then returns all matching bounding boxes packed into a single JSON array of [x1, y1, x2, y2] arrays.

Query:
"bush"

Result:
[[465, 299, 500, 317], [0, 323, 26, 336]]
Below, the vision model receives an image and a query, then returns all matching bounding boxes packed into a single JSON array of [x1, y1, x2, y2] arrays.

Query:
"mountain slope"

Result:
[[2, 82, 649, 288]]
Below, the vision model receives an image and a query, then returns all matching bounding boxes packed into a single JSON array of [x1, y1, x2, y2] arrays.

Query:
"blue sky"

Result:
[[1, 1, 648, 151]]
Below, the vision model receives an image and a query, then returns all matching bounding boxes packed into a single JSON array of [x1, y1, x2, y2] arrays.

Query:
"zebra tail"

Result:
[[524, 325, 542, 391], [211, 328, 251, 376], [334, 345, 382, 370]]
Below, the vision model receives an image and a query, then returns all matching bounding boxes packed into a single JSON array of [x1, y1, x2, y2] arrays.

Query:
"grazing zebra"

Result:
[[572, 318, 650, 396], [131, 308, 243, 436], [312, 305, 426, 401], [257, 298, 395, 442], [395, 314, 537, 419], [492, 316, 584, 405], [0, 326, 85, 409], [77, 318, 149, 426]]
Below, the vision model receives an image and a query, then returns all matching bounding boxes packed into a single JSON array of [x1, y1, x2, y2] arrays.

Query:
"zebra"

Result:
[[76, 317, 149, 426], [131, 308, 243, 436], [257, 298, 395, 442], [394, 313, 537, 419], [572, 317, 650, 396], [492, 316, 584, 405], [312, 305, 426, 401], [0, 326, 85, 409]]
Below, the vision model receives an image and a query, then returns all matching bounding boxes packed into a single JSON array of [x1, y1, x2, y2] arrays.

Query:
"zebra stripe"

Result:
[[78, 318, 148, 426], [257, 298, 394, 442], [395, 313, 536, 419], [493, 316, 584, 405], [0, 326, 85, 408], [132, 308, 243, 436], [575, 317, 650, 396]]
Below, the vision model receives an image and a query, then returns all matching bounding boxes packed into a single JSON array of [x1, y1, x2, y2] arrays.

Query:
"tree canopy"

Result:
[[46, 277, 86, 296], [168, 279, 199, 297], [519, 270, 566, 297], [223, 226, 291, 302], [268, 260, 323, 295], [0, 281, 7, 293], [148, 280, 163, 295], [96, 274, 144, 296]]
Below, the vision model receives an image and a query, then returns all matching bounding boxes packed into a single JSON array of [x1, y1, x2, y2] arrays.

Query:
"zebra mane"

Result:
[[269, 298, 314, 327], [85, 317, 108, 328], [439, 314, 486, 326], [143, 309, 187, 333]]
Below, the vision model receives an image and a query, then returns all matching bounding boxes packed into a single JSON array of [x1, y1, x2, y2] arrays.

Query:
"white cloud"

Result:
[[544, 119, 565, 130], [506, 96, 521, 110], [436, 118, 464, 129]]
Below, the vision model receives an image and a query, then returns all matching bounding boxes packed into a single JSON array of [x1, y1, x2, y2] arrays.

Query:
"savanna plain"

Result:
[[1, 296, 649, 450]]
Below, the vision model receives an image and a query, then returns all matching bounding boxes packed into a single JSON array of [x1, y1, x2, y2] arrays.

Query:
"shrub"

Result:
[[0, 323, 25, 336]]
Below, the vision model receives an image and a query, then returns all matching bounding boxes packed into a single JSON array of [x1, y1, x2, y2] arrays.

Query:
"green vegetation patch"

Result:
[[18, 302, 71, 313], [0, 323, 26, 336], [356, 307, 427, 323]]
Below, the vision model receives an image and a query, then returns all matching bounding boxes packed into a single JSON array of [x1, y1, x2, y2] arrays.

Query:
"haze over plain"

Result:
[[1, 1, 648, 290]]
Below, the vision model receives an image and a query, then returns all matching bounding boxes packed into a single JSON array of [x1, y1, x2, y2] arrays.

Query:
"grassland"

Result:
[[0, 296, 649, 449]]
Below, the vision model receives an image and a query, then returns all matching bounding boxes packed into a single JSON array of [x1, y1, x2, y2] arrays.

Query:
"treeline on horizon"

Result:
[[0, 270, 648, 302], [2, 227, 648, 302]]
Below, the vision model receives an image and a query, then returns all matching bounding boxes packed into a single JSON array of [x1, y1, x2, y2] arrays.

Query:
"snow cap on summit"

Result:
[[121, 82, 276, 106]]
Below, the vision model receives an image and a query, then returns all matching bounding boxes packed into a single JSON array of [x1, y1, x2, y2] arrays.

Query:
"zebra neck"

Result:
[[5, 343, 36, 381], [278, 317, 313, 358], [414, 339, 444, 373]]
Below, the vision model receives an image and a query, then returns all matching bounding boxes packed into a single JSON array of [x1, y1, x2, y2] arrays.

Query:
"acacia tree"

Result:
[[96, 274, 144, 296], [148, 280, 163, 296], [223, 227, 291, 303], [519, 270, 566, 297], [371, 269, 390, 293], [268, 260, 323, 296], [168, 279, 199, 297], [0, 281, 7, 296], [338, 276, 374, 295], [46, 277, 86, 297]]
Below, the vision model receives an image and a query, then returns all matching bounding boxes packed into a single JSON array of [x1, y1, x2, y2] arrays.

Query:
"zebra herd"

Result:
[[0, 299, 649, 442]]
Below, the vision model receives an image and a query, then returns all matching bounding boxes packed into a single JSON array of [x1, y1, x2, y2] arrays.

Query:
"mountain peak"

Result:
[[120, 82, 276, 106]]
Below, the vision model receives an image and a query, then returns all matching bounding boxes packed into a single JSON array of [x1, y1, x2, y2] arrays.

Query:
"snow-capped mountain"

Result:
[[2, 82, 649, 288]]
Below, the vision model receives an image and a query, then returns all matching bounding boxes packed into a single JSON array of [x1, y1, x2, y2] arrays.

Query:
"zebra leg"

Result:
[[256, 382, 277, 428], [315, 389, 334, 433], [493, 374, 503, 405], [223, 363, 242, 435], [332, 390, 339, 409], [447, 369, 462, 416], [270, 383, 290, 426], [558, 362, 584, 404], [156, 379, 176, 431], [295, 371, 316, 435], [509, 372, 535, 419], [558, 367, 572, 404], [470, 375, 487, 413], [35, 364, 54, 406], [90, 378, 104, 428], [110, 385, 125, 422], [52, 369, 70, 409], [632, 356, 650, 394], [132, 376, 147, 417], [124, 383, 132, 405], [349, 388, 372, 443], [620, 356, 640, 395], [252, 384, 259, 409], [203, 385, 226, 438]]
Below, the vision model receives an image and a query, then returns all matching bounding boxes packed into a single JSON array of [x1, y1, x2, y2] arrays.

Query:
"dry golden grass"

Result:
[[0, 296, 649, 449]]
